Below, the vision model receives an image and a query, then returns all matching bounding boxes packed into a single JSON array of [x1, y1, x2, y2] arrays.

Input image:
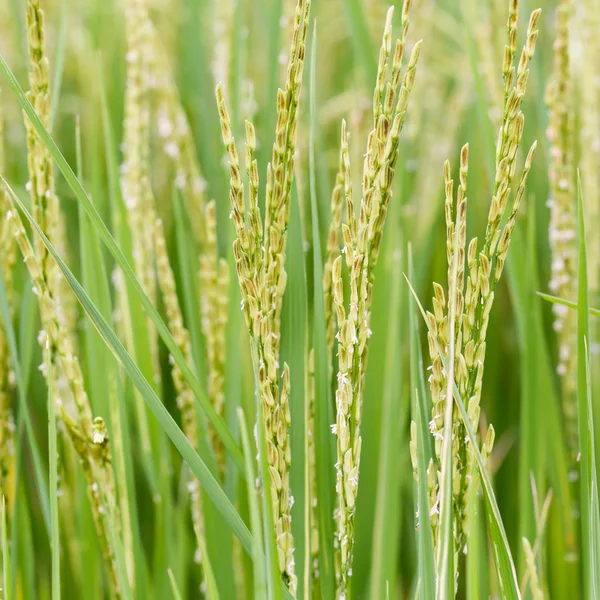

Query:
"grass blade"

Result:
[[280, 182, 308, 596], [0, 262, 50, 540], [408, 246, 435, 599], [168, 568, 184, 600], [308, 23, 335, 599], [576, 174, 600, 599], [1, 496, 10, 600], [46, 343, 60, 600], [537, 292, 600, 318], [237, 408, 267, 600], [3, 180, 255, 560], [368, 240, 405, 599], [0, 52, 244, 473]]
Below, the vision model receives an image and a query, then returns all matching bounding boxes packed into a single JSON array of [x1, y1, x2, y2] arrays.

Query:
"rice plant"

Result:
[[0, 0, 598, 598]]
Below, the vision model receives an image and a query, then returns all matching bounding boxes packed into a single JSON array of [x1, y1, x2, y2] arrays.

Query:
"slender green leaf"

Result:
[[408, 246, 435, 599], [168, 568, 184, 600], [0, 53, 244, 473], [576, 174, 599, 600], [1, 496, 10, 600], [237, 408, 267, 600], [3, 181, 255, 559], [50, 0, 70, 127], [537, 292, 600, 318], [46, 344, 60, 600], [368, 241, 405, 599], [0, 263, 50, 539], [308, 23, 335, 599]]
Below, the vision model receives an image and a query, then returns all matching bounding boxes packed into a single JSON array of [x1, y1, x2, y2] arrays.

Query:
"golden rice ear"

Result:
[[424, 0, 541, 568], [5, 166, 118, 590], [215, 0, 312, 593], [330, 2, 421, 595]]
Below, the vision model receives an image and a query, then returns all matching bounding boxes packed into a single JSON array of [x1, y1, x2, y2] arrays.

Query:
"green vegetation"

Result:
[[0, 0, 597, 597]]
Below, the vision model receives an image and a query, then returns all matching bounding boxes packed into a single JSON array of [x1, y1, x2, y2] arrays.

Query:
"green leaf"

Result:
[[46, 344, 60, 600], [0, 52, 244, 474], [537, 292, 600, 318], [368, 239, 406, 599], [576, 174, 600, 599], [0, 264, 50, 540], [280, 181, 308, 597], [168, 568, 184, 600], [308, 23, 335, 599], [1, 496, 10, 600], [237, 408, 267, 600], [3, 180, 255, 562], [341, 0, 377, 86], [408, 246, 435, 599]]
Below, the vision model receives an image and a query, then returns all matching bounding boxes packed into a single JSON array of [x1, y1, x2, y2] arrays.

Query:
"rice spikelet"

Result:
[[330, 4, 421, 595], [216, 0, 312, 593], [415, 0, 540, 580]]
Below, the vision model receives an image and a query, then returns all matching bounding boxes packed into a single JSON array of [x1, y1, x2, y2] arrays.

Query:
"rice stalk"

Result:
[[329, 4, 421, 595], [322, 130, 345, 362], [306, 348, 319, 586], [546, 1, 578, 463], [25, 0, 76, 339], [199, 200, 229, 479], [21, 2, 123, 594], [216, 0, 311, 593], [0, 89, 16, 509], [153, 215, 211, 585], [7, 205, 121, 596], [414, 0, 540, 582], [150, 19, 209, 244]]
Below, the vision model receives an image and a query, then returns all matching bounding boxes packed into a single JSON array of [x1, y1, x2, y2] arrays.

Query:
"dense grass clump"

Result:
[[0, 0, 598, 598]]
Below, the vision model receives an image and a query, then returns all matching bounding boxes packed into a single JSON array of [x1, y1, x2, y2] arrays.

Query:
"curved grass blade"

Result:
[[407, 246, 435, 599], [237, 408, 267, 600], [1, 496, 10, 600], [368, 241, 406, 600], [0, 266, 50, 539], [537, 292, 600, 318], [585, 344, 600, 599], [2, 180, 255, 558], [168, 568, 184, 600], [408, 283, 436, 596], [405, 275, 521, 600], [576, 174, 600, 599], [0, 52, 243, 473], [46, 344, 60, 600], [49, 0, 70, 127], [341, 0, 376, 86], [5, 178, 296, 600]]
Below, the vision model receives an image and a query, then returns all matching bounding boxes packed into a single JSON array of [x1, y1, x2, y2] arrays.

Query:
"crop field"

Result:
[[0, 0, 597, 598]]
